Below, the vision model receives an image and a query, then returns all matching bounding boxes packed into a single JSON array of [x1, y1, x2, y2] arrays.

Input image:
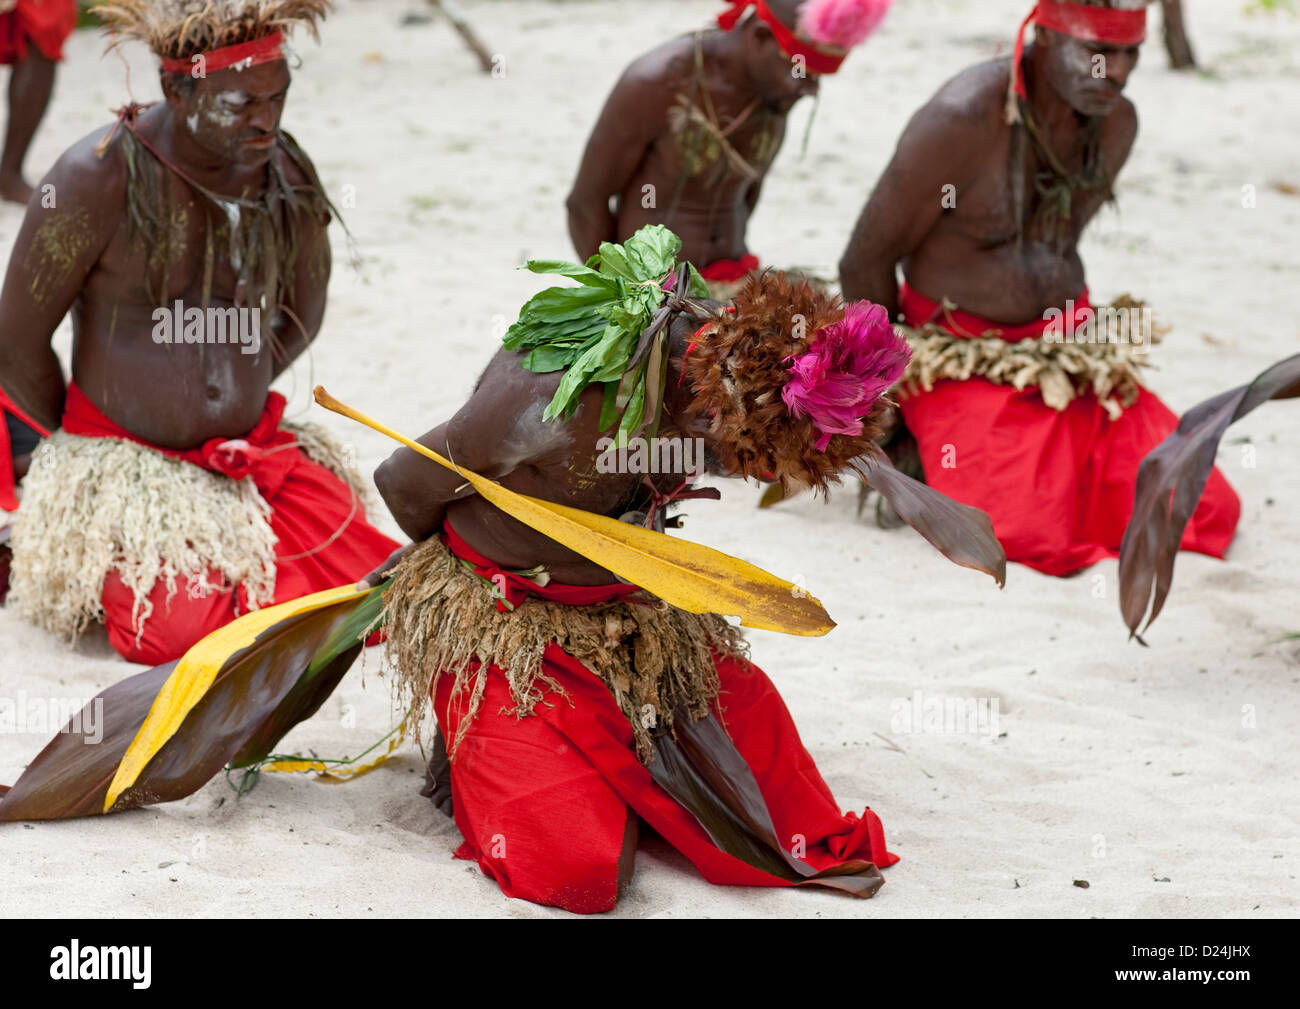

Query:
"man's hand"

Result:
[[356, 542, 415, 590]]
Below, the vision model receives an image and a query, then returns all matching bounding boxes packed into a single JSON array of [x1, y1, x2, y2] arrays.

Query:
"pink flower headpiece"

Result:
[[781, 301, 910, 452], [796, 0, 895, 51]]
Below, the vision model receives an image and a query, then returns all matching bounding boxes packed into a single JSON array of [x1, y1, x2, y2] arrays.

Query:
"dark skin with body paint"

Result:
[[566, 0, 819, 267], [368, 314, 733, 588], [0, 60, 330, 449], [839, 28, 1141, 323]]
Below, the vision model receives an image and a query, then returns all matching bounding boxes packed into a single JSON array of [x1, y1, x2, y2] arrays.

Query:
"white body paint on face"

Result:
[[1059, 38, 1096, 79], [207, 91, 244, 128]]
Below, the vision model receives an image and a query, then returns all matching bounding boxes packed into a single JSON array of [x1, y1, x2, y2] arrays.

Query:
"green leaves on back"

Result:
[[503, 225, 707, 440]]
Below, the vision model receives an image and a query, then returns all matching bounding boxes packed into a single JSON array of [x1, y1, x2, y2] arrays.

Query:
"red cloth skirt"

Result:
[[0, 0, 78, 64], [60, 383, 398, 664], [897, 283, 1240, 576], [431, 521, 897, 914], [0, 384, 49, 512]]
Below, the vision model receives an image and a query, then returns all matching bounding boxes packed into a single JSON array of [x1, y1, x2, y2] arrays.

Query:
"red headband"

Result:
[[718, 1, 848, 75], [159, 31, 286, 75], [1012, 2, 1147, 101]]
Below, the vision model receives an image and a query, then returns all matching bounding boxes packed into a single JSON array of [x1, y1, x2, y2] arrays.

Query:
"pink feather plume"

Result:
[[796, 0, 894, 50], [781, 300, 910, 452]]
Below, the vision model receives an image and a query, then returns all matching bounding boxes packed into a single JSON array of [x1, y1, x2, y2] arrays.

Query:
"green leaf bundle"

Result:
[[503, 225, 707, 441]]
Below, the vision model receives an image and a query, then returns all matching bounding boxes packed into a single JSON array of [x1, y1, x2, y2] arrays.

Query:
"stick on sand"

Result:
[[428, 0, 495, 74]]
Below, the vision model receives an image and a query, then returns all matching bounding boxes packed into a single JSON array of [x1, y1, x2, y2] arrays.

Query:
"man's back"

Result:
[[605, 32, 788, 265], [566, 15, 821, 268]]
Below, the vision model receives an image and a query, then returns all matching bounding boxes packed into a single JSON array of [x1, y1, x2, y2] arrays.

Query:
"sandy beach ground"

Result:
[[1, 0, 1298, 918]]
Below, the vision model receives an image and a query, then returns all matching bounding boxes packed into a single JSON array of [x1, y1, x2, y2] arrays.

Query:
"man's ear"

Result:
[[158, 72, 195, 107], [159, 72, 180, 104], [750, 22, 776, 50], [741, 18, 778, 60]]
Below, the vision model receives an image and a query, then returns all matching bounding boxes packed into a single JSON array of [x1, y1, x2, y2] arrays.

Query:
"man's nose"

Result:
[[1105, 50, 1138, 89], [248, 101, 278, 133]]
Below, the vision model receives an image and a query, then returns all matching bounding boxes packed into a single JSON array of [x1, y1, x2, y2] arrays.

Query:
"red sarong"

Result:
[[897, 283, 1240, 576], [0, 0, 78, 64], [432, 521, 897, 914], [0, 385, 48, 512], [699, 254, 760, 284], [59, 383, 398, 664]]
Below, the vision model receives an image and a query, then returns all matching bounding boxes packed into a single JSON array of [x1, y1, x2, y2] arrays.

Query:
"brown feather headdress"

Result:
[[683, 272, 911, 493], [92, 0, 331, 62]]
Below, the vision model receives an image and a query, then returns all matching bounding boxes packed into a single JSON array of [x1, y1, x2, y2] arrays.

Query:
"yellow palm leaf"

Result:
[[314, 387, 833, 637], [103, 584, 370, 813]]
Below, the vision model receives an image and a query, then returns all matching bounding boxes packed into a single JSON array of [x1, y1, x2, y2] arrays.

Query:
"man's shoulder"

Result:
[[1105, 94, 1139, 142], [51, 123, 129, 181], [618, 32, 695, 93], [275, 132, 322, 187], [36, 122, 130, 211], [919, 58, 1011, 132]]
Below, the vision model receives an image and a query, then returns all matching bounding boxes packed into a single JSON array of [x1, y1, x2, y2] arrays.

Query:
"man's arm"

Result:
[[271, 152, 332, 378], [372, 359, 564, 542], [0, 134, 121, 430], [566, 59, 674, 261], [838, 99, 984, 315]]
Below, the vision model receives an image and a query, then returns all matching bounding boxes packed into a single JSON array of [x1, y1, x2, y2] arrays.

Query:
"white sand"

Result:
[[1, 0, 1298, 918]]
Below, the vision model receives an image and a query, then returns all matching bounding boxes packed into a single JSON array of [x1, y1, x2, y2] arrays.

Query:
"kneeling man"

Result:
[[0, 1, 397, 662]]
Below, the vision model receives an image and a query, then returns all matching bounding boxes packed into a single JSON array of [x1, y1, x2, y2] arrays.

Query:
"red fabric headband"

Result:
[[718, 1, 848, 75], [159, 31, 286, 75], [1012, 2, 1147, 100]]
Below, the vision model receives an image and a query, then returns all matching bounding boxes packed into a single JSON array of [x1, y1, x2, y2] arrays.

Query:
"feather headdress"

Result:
[[92, 0, 330, 63], [718, 0, 892, 73], [684, 273, 909, 491], [795, 0, 893, 50]]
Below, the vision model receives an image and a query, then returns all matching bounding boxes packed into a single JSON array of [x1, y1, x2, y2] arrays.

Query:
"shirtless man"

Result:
[[838, 0, 1239, 576], [566, 0, 890, 295], [0, 0, 76, 203], [0, 2, 397, 662], [363, 229, 922, 912]]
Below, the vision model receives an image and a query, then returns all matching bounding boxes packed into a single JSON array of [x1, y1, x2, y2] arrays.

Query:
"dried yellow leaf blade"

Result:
[[314, 387, 834, 636], [103, 584, 369, 813], [261, 723, 408, 781], [489, 487, 834, 636]]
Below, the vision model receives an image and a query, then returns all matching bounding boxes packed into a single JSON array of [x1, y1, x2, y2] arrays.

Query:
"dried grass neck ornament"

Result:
[[716, 0, 894, 75]]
